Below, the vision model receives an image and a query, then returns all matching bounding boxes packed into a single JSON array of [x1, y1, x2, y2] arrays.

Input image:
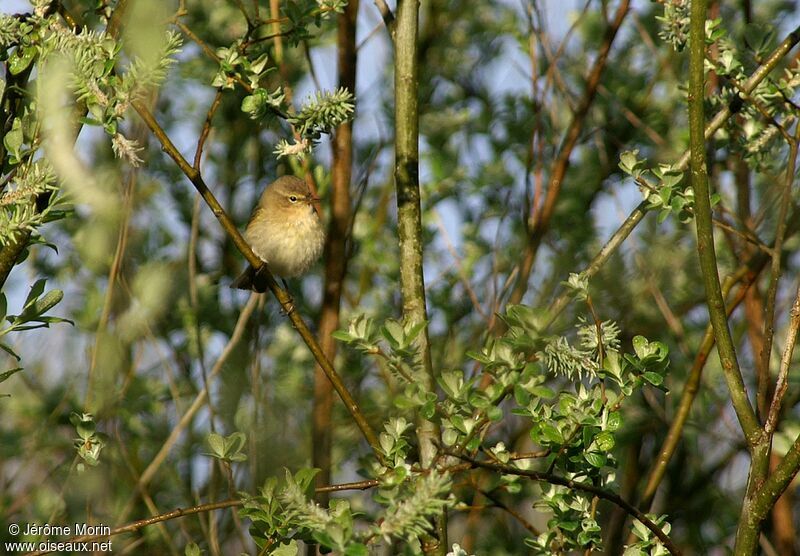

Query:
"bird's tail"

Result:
[[230, 265, 256, 290]]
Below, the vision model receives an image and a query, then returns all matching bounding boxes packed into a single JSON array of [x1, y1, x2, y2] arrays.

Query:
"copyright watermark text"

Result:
[[5, 522, 112, 553]]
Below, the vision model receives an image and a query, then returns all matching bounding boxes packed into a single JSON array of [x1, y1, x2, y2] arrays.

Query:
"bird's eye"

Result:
[[289, 195, 298, 203]]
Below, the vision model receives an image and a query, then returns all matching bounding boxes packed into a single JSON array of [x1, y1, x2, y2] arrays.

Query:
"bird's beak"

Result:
[[306, 193, 322, 216]]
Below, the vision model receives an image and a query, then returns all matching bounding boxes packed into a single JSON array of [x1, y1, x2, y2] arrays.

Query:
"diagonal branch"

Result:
[[373, 0, 395, 37]]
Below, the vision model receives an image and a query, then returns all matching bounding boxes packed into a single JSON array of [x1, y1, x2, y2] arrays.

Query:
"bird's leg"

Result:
[[279, 278, 295, 315]]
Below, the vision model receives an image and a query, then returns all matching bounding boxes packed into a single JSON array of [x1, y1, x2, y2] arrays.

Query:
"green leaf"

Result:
[[442, 427, 459, 446], [631, 335, 651, 359], [642, 371, 664, 386], [241, 88, 267, 119], [466, 350, 492, 365], [584, 451, 606, 468], [331, 330, 354, 342], [606, 411, 622, 431], [32, 289, 64, 316], [8, 47, 35, 75], [249, 53, 269, 75], [0, 343, 20, 361], [344, 543, 369, 556], [540, 423, 563, 444], [404, 320, 427, 344], [0, 367, 23, 384], [466, 436, 481, 451], [560, 519, 580, 532], [292, 467, 320, 492], [3, 118, 23, 161], [226, 431, 246, 455], [206, 432, 225, 457], [271, 540, 299, 556], [593, 431, 615, 451], [531, 385, 555, 399], [513, 384, 530, 405], [618, 150, 640, 174], [23, 279, 46, 311], [487, 405, 503, 422], [382, 319, 404, 347]]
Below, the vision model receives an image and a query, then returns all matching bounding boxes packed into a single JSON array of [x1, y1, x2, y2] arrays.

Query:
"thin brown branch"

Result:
[[27, 500, 243, 555], [29, 474, 434, 556], [85, 158, 138, 409], [477, 487, 540, 536], [174, 20, 219, 63], [315, 479, 379, 493], [760, 126, 800, 429], [765, 282, 800, 433], [373, 0, 395, 37], [433, 210, 488, 320], [193, 89, 223, 170]]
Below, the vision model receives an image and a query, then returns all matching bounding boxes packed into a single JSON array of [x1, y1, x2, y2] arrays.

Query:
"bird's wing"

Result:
[[245, 206, 265, 232]]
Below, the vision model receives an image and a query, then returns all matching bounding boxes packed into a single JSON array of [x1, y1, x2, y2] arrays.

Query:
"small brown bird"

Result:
[[231, 175, 325, 291]]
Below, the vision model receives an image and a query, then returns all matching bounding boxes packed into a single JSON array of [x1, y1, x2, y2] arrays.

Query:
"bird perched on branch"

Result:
[[231, 175, 325, 292]]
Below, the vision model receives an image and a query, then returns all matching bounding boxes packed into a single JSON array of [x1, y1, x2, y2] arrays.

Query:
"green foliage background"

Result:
[[1, 0, 800, 554]]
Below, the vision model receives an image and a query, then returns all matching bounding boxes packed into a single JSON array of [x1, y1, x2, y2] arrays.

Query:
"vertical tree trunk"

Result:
[[312, 0, 360, 508], [394, 0, 446, 552]]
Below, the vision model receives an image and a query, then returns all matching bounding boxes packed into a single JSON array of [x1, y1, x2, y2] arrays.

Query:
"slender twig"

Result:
[[477, 487, 540, 536], [27, 500, 243, 555], [131, 101, 384, 463], [189, 87, 224, 428], [193, 89, 223, 170], [373, 0, 395, 37], [188, 193, 215, 430], [451, 453, 681, 556], [115, 426, 180, 556], [432, 210, 488, 320], [759, 126, 800, 420], [315, 479, 379, 493], [765, 281, 800, 433], [174, 21, 219, 62]]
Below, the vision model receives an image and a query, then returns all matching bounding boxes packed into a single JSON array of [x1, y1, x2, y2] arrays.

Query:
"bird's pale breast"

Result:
[[244, 206, 324, 277]]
